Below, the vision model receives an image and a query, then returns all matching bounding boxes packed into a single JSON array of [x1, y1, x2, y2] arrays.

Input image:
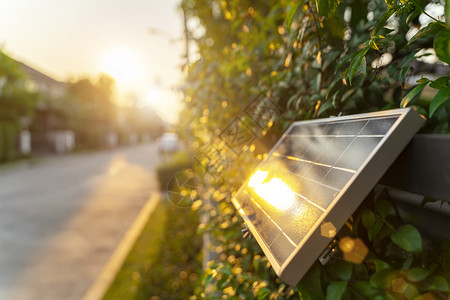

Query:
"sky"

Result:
[[0, 0, 185, 123]]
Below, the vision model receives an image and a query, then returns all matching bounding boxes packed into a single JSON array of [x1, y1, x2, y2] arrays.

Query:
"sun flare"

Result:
[[248, 170, 297, 210], [100, 47, 142, 84]]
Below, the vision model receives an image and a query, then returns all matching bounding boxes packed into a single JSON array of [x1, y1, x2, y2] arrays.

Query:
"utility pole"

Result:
[[182, 1, 190, 69]]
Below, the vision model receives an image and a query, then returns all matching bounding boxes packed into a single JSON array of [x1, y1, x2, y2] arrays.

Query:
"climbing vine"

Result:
[[179, 0, 449, 298]]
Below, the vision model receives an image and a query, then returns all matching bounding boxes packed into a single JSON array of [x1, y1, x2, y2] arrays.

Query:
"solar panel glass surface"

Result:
[[232, 108, 424, 285]]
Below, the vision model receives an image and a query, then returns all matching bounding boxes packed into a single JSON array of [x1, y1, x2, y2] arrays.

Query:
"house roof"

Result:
[[16, 60, 65, 88]]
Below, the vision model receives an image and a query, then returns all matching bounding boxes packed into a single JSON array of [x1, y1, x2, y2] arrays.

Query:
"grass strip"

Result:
[[103, 201, 168, 299], [103, 199, 202, 300]]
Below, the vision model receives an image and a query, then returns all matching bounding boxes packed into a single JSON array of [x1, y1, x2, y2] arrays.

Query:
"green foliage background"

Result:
[[179, 0, 450, 298], [0, 51, 39, 161], [64, 75, 119, 149]]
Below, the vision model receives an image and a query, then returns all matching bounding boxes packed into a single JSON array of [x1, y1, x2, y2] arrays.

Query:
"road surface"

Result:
[[0, 143, 160, 300]]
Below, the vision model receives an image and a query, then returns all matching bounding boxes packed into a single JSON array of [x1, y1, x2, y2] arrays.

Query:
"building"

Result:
[[18, 61, 75, 154]]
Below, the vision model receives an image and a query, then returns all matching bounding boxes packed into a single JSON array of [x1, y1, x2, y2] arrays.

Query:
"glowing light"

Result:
[[143, 87, 163, 106], [339, 237, 369, 264], [248, 170, 268, 188], [339, 237, 355, 253], [248, 170, 296, 210], [320, 222, 337, 238], [101, 47, 142, 84], [391, 277, 408, 294]]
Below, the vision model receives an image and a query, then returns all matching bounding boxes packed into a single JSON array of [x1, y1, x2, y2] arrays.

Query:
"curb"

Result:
[[82, 192, 161, 300]]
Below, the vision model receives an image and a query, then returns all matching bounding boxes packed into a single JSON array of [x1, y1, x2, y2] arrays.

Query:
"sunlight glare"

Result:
[[101, 47, 142, 84], [248, 170, 269, 188], [248, 170, 297, 210], [143, 87, 163, 106]]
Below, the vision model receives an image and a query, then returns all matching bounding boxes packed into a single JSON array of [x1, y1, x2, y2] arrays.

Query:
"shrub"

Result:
[[136, 200, 202, 299], [180, 0, 449, 298], [103, 200, 202, 300], [156, 151, 192, 191]]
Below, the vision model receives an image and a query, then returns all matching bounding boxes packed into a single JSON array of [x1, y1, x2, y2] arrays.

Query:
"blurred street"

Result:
[[0, 143, 160, 300]]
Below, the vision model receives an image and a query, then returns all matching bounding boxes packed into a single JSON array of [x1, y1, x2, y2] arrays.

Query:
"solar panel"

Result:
[[231, 108, 424, 286]]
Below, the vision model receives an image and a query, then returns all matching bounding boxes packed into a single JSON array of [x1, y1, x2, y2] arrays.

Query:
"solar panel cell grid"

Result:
[[231, 109, 424, 286]]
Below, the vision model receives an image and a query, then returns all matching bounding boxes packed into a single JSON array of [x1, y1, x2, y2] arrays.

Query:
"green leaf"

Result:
[[257, 287, 272, 300], [352, 281, 378, 298], [356, 56, 367, 76], [420, 276, 450, 292], [417, 76, 431, 83], [400, 81, 429, 108], [297, 263, 325, 300], [217, 277, 228, 290], [313, 73, 322, 92], [361, 209, 376, 229], [341, 88, 356, 102], [318, 100, 333, 116], [316, 0, 329, 17], [391, 225, 423, 253], [369, 259, 391, 272], [375, 197, 392, 218], [405, 268, 429, 282], [336, 54, 351, 71], [406, 8, 421, 25], [408, 21, 445, 45], [411, 105, 428, 117], [220, 265, 232, 276], [342, 67, 349, 85], [326, 281, 348, 300], [447, 0, 450, 27], [401, 50, 419, 67], [402, 256, 413, 270], [348, 47, 369, 85], [329, 261, 353, 281], [286, 2, 302, 34], [429, 90, 450, 117], [429, 76, 450, 93], [298, 285, 313, 300], [326, 76, 342, 99], [287, 94, 297, 108], [316, 0, 340, 17], [399, 66, 411, 84], [368, 220, 384, 241], [204, 273, 214, 286], [253, 256, 261, 272], [322, 50, 341, 71], [370, 268, 397, 289], [384, 0, 394, 10], [434, 30, 450, 64], [374, 9, 394, 35]]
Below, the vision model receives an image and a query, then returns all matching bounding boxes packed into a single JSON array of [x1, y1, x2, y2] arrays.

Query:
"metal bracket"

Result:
[[242, 223, 253, 239], [318, 239, 338, 265]]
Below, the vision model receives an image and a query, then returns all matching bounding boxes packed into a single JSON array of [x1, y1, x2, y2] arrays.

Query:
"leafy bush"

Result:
[[156, 151, 193, 191], [179, 0, 450, 298], [103, 202, 168, 300], [103, 200, 202, 300], [0, 50, 39, 161], [136, 200, 202, 299], [0, 121, 20, 162], [103, 201, 202, 300]]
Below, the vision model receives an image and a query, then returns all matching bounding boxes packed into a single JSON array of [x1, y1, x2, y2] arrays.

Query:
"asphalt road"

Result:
[[0, 143, 160, 300]]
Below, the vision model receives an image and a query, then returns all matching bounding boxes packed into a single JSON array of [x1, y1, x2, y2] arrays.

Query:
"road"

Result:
[[0, 143, 160, 300]]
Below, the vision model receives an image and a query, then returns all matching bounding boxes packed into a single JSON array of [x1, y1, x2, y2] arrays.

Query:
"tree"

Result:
[[0, 50, 39, 161], [65, 74, 118, 149]]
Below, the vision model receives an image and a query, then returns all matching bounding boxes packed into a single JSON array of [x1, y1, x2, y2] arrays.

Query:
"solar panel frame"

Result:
[[231, 108, 425, 286]]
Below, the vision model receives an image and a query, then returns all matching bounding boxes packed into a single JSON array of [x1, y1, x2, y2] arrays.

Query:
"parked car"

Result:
[[157, 132, 181, 154]]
